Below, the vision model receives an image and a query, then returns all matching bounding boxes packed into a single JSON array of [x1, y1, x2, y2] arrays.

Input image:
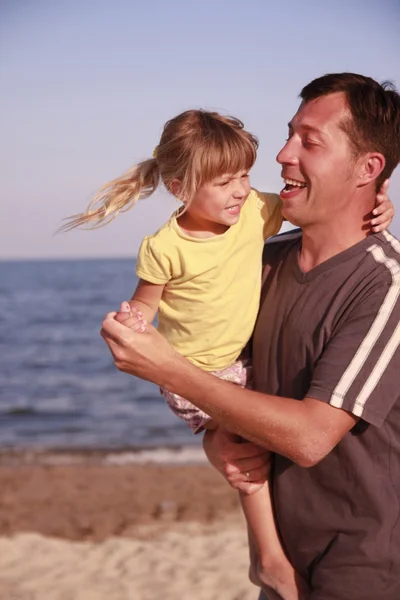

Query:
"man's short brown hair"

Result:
[[301, 73, 400, 189]]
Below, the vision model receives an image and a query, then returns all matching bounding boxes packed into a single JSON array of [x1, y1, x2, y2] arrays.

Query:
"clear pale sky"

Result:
[[1, 0, 399, 259]]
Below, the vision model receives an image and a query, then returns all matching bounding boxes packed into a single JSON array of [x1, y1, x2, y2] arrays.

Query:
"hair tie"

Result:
[[152, 146, 159, 159]]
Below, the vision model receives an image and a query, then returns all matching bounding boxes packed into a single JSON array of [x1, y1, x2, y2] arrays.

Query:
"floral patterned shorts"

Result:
[[160, 359, 250, 434]]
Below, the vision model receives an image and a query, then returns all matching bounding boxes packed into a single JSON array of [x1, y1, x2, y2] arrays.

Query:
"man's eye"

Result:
[[219, 181, 229, 186], [303, 138, 318, 147]]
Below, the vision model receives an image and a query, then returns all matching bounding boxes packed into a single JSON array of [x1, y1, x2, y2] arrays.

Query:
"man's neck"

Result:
[[299, 219, 372, 273], [297, 187, 377, 272]]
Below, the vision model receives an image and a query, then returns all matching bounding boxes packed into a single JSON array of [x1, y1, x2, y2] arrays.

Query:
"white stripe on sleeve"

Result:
[[330, 244, 400, 414], [353, 320, 400, 416], [383, 230, 400, 254]]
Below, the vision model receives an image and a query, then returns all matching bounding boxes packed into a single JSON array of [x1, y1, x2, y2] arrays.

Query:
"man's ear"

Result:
[[169, 179, 182, 199], [357, 153, 386, 187]]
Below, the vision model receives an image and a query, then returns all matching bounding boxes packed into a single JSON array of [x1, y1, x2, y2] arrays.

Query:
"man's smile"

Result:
[[280, 176, 307, 199]]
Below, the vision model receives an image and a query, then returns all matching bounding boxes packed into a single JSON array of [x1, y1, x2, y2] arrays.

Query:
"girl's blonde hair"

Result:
[[61, 110, 259, 231]]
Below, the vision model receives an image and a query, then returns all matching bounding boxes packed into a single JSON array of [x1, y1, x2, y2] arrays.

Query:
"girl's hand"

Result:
[[118, 300, 147, 332], [371, 179, 393, 233]]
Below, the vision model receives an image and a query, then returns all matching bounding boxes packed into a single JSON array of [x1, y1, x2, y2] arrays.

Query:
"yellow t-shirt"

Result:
[[136, 189, 283, 371]]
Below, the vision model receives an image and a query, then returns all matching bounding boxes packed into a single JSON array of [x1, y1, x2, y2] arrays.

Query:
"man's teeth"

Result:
[[284, 178, 306, 188]]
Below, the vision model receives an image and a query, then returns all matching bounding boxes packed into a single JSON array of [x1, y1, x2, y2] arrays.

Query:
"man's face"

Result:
[[276, 92, 359, 227]]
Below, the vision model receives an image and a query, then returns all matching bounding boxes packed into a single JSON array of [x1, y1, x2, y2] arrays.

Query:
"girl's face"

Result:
[[178, 170, 251, 236]]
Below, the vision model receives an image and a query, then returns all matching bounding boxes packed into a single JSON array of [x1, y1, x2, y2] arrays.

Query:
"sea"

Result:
[[0, 258, 204, 462]]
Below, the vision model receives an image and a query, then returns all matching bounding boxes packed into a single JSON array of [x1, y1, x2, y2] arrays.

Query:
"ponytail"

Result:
[[60, 158, 160, 231], [60, 108, 259, 232]]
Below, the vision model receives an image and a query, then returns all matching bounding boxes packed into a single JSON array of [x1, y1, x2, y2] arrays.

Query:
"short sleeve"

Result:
[[252, 190, 284, 240], [307, 284, 400, 427], [136, 236, 172, 284]]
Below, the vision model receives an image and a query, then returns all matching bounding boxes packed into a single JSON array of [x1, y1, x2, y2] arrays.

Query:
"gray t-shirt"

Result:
[[253, 229, 400, 600]]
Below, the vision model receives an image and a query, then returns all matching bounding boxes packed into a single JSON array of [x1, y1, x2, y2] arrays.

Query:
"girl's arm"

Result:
[[127, 279, 165, 326]]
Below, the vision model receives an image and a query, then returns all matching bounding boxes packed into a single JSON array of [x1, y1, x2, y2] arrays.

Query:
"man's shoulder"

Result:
[[369, 231, 400, 258], [265, 227, 302, 244], [363, 231, 400, 282], [262, 228, 302, 262]]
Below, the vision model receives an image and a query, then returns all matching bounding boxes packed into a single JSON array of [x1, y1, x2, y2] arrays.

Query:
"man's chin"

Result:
[[281, 207, 304, 228]]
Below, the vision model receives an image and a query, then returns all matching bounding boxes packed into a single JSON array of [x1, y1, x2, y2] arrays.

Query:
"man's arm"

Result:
[[101, 313, 357, 468], [156, 352, 357, 467]]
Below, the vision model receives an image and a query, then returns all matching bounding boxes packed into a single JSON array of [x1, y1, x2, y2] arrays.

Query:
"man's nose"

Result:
[[276, 138, 298, 166]]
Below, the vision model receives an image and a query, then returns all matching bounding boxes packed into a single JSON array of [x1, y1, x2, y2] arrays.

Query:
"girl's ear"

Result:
[[170, 179, 182, 198]]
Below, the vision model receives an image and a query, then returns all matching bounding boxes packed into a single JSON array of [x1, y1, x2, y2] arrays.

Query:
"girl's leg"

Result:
[[162, 368, 308, 598], [240, 482, 308, 600], [160, 386, 214, 433]]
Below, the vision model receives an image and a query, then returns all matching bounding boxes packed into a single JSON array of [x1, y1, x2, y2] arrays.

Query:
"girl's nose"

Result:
[[233, 179, 249, 198]]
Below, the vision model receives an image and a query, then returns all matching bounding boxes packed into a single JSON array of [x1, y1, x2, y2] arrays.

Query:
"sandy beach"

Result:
[[0, 450, 257, 600]]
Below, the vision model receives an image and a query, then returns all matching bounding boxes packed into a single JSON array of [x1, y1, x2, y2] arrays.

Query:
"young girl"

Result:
[[63, 109, 393, 599]]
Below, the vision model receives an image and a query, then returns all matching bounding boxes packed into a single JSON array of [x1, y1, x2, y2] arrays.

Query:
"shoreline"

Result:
[[0, 445, 207, 467]]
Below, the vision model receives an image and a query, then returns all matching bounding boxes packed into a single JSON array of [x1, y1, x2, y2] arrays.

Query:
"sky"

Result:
[[1, 0, 399, 259]]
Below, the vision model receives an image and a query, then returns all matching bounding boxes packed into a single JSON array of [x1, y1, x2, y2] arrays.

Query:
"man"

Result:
[[101, 73, 400, 599]]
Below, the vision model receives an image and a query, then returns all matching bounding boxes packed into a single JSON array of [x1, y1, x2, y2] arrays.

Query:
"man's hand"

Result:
[[100, 309, 180, 388], [203, 427, 271, 494]]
